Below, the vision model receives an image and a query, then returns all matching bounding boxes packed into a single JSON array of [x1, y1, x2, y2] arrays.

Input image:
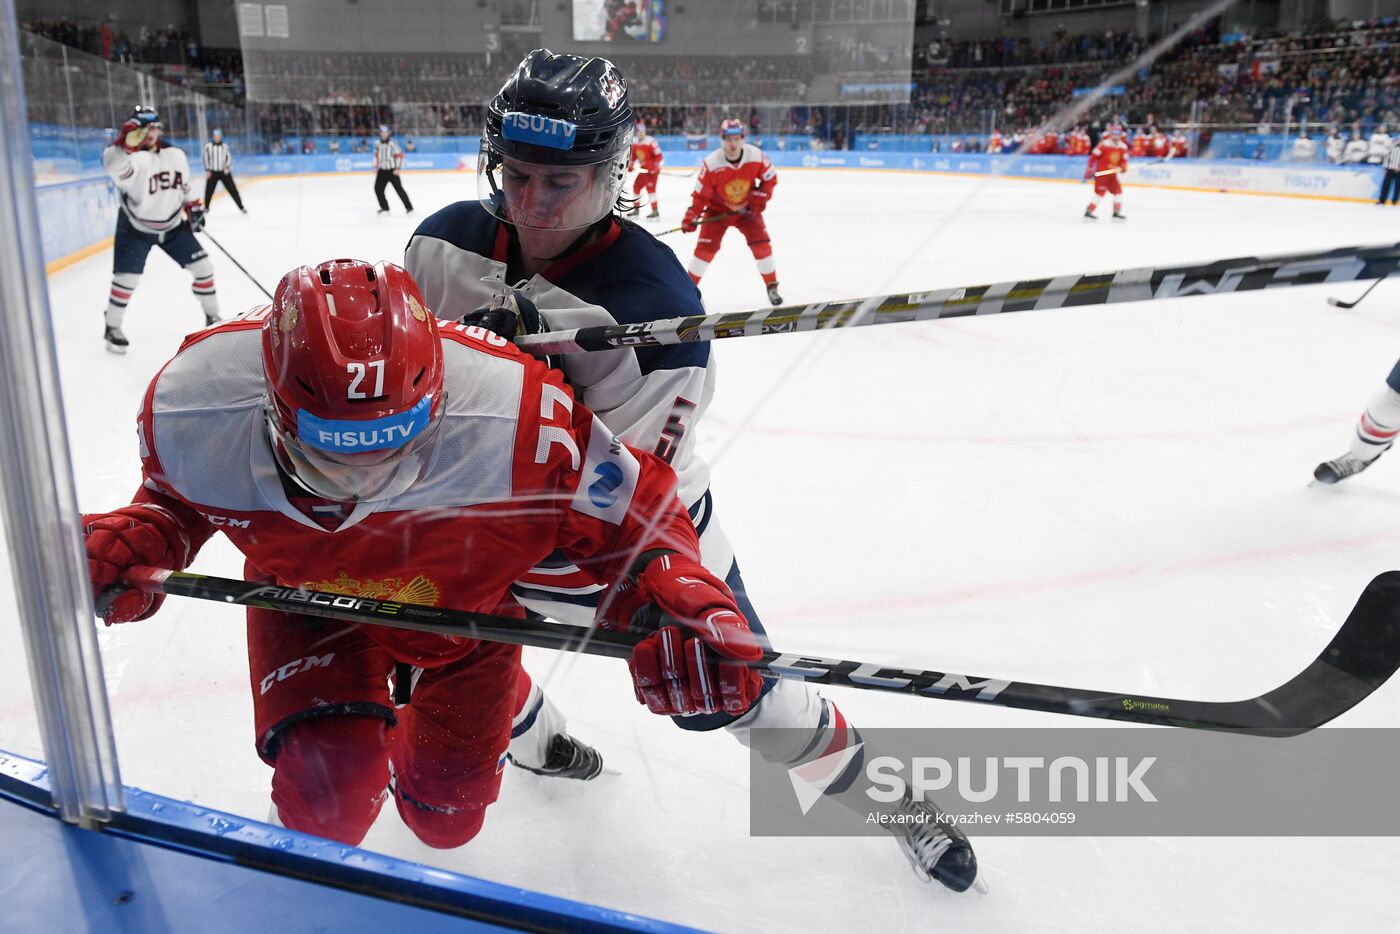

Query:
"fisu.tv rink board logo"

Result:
[[767, 654, 1010, 699]]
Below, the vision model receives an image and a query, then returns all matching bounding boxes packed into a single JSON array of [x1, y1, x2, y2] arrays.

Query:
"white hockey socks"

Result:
[[1350, 384, 1400, 461], [187, 256, 220, 323], [724, 679, 865, 797], [106, 273, 140, 329], [507, 679, 569, 770]]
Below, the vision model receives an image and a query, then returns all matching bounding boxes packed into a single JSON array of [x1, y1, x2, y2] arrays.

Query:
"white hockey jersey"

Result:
[[1367, 131, 1393, 164], [102, 143, 193, 235], [405, 202, 735, 620]]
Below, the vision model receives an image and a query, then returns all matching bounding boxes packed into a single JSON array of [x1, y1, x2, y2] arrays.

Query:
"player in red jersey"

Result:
[[627, 118, 664, 219], [1130, 127, 1150, 157], [1084, 124, 1129, 220], [683, 118, 783, 305], [1169, 128, 1190, 158], [1065, 125, 1091, 156], [1147, 126, 1170, 159], [81, 258, 763, 850]]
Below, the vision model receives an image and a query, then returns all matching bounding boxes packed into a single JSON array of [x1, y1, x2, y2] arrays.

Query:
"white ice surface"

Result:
[[5, 167, 1400, 932]]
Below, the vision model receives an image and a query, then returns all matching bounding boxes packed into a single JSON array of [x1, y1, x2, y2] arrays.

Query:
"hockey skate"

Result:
[[646, 208, 660, 219], [1112, 211, 1127, 220], [766, 284, 783, 306], [888, 791, 979, 893], [509, 732, 604, 781], [1314, 448, 1388, 484], [104, 324, 129, 354], [1083, 208, 1097, 220], [204, 312, 223, 327]]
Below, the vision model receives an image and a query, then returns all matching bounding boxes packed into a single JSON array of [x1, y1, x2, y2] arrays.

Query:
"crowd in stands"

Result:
[[21, 11, 1400, 158], [22, 16, 246, 102]]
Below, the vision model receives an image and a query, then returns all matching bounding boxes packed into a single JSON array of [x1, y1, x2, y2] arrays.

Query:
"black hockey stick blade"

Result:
[[1327, 275, 1385, 309], [118, 568, 1400, 735]]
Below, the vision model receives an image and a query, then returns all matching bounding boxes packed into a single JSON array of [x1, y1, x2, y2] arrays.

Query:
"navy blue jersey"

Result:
[[406, 203, 733, 615]]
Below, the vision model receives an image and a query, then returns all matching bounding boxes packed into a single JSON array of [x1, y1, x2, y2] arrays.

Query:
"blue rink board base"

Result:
[[0, 748, 699, 933]]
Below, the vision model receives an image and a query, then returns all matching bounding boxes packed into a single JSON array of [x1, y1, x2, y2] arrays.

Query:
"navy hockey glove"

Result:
[[460, 288, 546, 341], [460, 289, 555, 368], [185, 201, 206, 232], [600, 552, 764, 717]]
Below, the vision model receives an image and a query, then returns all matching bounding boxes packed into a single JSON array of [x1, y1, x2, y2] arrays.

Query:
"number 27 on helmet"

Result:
[[262, 260, 447, 503]]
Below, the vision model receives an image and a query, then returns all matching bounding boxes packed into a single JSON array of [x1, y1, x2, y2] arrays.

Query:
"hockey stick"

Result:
[[198, 230, 274, 300], [654, 209, 746, 238], [1327, 274, 1387, 309], [116, 567, 1400, 735], [517, 241, 1400, 355]]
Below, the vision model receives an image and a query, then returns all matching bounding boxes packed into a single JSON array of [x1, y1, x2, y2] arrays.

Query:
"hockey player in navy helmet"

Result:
[[407, 50, 978, 893]]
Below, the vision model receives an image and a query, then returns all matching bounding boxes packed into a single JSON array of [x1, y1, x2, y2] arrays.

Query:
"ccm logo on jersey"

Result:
[[201, 513, 251, 528], [501, 112, 578, 150], [259, 653, 334, 695]]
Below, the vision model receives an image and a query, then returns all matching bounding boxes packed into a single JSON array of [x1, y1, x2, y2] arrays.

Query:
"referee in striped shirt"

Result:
[[202, 128, 246, 214], [1380, 137, 1400, 205], [374, 124, 414, 214]]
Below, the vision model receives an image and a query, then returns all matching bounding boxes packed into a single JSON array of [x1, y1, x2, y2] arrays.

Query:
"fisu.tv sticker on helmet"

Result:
[[502, 112, 578, 150], [297, 393, 433, 453]]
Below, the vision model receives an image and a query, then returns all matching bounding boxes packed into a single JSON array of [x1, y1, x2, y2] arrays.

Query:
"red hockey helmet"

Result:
[[262, 259, 446, 502], [720, 118, 744, 138]]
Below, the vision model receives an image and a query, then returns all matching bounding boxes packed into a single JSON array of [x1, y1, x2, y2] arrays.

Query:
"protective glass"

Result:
[[477, 146, 628, 231]]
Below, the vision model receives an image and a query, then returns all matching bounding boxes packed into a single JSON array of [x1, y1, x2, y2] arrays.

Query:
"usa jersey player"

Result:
[[683, 118, 783, 306], [82, 258, 757, 849], [100, 105, 220, 353], [405, 49, 977, 891]]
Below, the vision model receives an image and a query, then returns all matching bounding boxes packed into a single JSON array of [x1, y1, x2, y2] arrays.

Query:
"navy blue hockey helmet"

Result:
[[478, 49, 634, 230]]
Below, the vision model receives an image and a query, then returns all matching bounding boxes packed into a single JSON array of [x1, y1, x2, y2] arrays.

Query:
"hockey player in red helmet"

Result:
[[81, 257, 748, 850], [263, 262, 445, 503], [683, 117, 784, 305]]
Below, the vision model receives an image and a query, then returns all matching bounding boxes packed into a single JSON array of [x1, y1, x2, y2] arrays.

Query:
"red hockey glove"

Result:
[[600, 552, 764, 717], [749, 188, 771, 213], [117, 117, 151, 153], [681, 208, 700, 233], [185, 200, 206, 232], [83, 504, 188, 623]]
